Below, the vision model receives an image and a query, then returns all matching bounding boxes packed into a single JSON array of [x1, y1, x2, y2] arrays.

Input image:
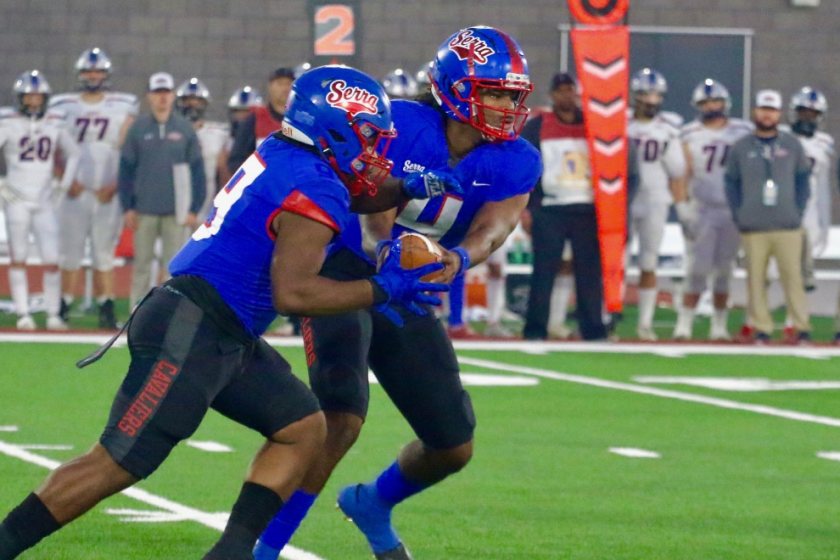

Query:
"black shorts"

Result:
[[306, 249, 475, 450], [100, 284, 320, 479]]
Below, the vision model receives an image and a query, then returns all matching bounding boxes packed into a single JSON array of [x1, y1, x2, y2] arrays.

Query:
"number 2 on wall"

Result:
[[314, 5, 355, 56]]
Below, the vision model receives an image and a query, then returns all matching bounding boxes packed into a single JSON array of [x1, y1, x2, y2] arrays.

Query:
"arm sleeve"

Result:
[[57, 128, 81, 191], [118, 123, 138, 211], [187, 130, 207, 215], [227, 112, 256, 173], [723, 145, 742, 217]]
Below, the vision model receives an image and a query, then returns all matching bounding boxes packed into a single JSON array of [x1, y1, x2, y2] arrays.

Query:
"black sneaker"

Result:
[[797, 331, 811, 346], [755, 332, 771, 345], [59, 298, 71, 323], [375, 544, 414, 560], [98, 299, 118, 330]]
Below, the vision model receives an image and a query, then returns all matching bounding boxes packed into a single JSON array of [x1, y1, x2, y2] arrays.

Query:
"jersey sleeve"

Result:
[[472, 139, 542, 202], [282, 161, 350, 234]]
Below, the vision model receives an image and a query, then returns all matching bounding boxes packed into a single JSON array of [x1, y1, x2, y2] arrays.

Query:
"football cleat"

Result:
[[16, 315, 36, 331], [709, 326, 731, 342], [782, 325, 797, 345], [636, 326, 658, 342], [447, 323, 481, 339], [59, 298, 71, 323], [46, 316, 68, 331], [98, 299, 118, 330], [484, 322, 514, 338], [547, 323, 572, 340], [337, 484, 406, 557]]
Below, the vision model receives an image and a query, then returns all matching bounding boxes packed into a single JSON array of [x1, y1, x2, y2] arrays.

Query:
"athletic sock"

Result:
[[62, 294, 74, 306], [256, 490, 317, 553], [0, 493, 61, 559], [448, 274, 465, 327], [637, 287, 658, 329], [42, 271, 61, 318], [203, 482, 284, 560], [548, 274, 573, 331], [8, 268, 28, 316], [486, 276, 505, 324], [375, 461, 428, 507], [675, 306, 696, 337], [712, 308, 729, 333]]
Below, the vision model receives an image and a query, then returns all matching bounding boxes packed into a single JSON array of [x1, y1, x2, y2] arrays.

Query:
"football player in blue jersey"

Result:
[[256, 26, 541, 560], [0, 66, 454, 560]]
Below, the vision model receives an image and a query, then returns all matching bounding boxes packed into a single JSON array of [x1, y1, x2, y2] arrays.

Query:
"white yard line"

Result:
[[458, 356, 840, 429], [0, 439, 327, 560]]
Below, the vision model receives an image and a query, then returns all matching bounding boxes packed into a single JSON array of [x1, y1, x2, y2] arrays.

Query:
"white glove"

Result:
[[812, 228, 829, 257], [0, 178, 19, 204], [674, 201, 698, 241], [47, 178, 66, 205]]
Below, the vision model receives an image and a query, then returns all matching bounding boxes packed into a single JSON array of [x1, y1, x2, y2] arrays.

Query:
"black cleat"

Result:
[[59, 298, 71, 323], [98, 299, 118, 330], [375, 544, 414, 560]]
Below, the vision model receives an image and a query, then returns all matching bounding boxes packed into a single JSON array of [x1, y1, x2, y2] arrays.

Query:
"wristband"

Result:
[[451, 247, 470, 275], [369, 278, 390, 305]]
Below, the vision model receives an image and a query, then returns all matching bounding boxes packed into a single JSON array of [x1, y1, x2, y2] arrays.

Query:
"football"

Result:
[[384, 232, 447, 282]]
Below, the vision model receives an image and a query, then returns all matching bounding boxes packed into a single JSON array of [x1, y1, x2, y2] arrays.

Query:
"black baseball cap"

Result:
[[550, 72, 577, 91], [269, 67, 295, 81]]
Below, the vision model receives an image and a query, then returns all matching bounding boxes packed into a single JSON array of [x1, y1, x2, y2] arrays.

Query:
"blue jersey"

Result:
[[170, 135, 350, 338], [336, 99, 541, 261]]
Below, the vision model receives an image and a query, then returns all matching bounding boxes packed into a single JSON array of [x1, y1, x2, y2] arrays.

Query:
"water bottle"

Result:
[[762, 179, 778, 207]]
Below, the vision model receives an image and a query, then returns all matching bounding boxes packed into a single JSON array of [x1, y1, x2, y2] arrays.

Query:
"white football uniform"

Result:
[[0, 108, 80, 265], [796, 131, 834, 254], [195, 120, 230, 221], [48, 91, 138, 271], [681, 118, 753, 293], [627, 115, 687, 271]]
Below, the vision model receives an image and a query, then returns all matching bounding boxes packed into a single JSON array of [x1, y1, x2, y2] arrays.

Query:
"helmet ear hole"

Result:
[[328, 129, 346, 143]]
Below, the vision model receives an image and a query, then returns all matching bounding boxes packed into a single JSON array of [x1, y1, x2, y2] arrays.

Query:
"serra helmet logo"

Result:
[[448, 30, 495, 64], [325, 80, 379, 117]]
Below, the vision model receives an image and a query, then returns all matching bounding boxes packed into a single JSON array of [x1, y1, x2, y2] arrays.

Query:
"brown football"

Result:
[[386, 232, 446, 282]]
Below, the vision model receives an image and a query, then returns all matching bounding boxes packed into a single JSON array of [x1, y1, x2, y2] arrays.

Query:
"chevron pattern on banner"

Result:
[[571, 26, 630, 312]]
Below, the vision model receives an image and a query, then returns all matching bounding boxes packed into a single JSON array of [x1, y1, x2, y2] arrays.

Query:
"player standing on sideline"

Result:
[[381, 68, 419, 101], [0, 71, 80, 331], [626, 69, 688, 341], [256, 26, 540, 560], [49, 48, 138, 329], [221, 85, 263, 188], [0, 65, 451, 560], [175, 78, 230, 222], [673, 79, 753, 341]]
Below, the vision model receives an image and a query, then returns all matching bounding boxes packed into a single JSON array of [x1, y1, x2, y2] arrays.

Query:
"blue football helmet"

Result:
[[176, 78, 211, 122], [382, 68, 418, 100], [75, 48, 112, 92], [691, 79, 731, 120], [13, 70, 51, 118], [430, 26, 533, 141], [282, 65, 396, 196]]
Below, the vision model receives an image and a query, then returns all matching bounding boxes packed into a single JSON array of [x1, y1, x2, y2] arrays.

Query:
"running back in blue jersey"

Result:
[[170, 134, 350, 337], [337, 99, 541, 261]]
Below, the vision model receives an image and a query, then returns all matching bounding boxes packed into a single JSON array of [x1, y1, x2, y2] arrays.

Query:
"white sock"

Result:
[[549, 275, 574, 330], [676, 306, 695, 336], [712, 308, 728, 333], [9, 268, 29, 316], [486, 276, 505, 324], [43, 271, 61, 317], [97, 295, 112, 305], [62, 294, 74, 306], [637, 288, 658, 329]]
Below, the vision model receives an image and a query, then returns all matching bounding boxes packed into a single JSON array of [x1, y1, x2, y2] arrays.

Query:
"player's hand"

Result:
[[183, 212, 199, 228], [437, 247, 470, 284], [674, 201, 698, 241], [520, 209, 533, 235], [123, 209, 138, 231], [67, 180, 85, 199], [371, 238, 449, 327], [813, 228, 829, 257], [0, 179, 19, 204], [96, 183, 118, 203], [402, 169, 463, 199]]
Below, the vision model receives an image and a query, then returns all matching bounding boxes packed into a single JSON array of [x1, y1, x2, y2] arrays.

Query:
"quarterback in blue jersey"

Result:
[[257, 27, 541, 560], [0, 66, 452, 560]]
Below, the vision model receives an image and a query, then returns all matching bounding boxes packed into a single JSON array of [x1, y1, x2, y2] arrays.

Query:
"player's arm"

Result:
[[216, 148, 232, 191], [360, 209, 397, 258], [349, 168, 463, 214], [439, 192, 530, 284], [665, 136, 689, 203], [270, 212, 444, 316], [118, 115, 135, 148], [56, 128, 81, 193], [675, 141, 693, 203]]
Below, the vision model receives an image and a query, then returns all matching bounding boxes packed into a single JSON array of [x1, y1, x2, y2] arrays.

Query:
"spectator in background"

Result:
[[227, 67, 294, 173], [725, 89, 812, 344], [118, 72, 205, 308], [521, 73, 607, 341], [220, 85, 263, 188]]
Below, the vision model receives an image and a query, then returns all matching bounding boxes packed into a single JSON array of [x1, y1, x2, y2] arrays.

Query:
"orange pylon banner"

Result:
[[571, 25, 629, 312]]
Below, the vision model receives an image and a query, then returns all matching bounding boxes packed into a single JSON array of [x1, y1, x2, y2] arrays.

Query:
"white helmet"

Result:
[[75, 48, 112, 92], [175, 78, 211, 122], [630, 68, 667, 118], [790, 86, 827, 136], [13, 70, 51, 117], [691, 78, 731, 119], [382, 68, 418, 99], [227, 85, 263, 110]]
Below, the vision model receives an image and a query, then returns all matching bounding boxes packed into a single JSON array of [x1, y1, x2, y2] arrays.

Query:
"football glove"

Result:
[[370, 238, 449, 327], [674, 201, 698, 242], [0, 178, 18, 204], [402, 169, 463, 199]]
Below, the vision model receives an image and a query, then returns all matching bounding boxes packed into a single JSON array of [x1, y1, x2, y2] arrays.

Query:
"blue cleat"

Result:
[[336, 484, 413, 559]]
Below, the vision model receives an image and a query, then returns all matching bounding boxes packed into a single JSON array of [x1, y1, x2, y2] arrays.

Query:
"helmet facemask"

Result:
[[325, 114, 396, 197]]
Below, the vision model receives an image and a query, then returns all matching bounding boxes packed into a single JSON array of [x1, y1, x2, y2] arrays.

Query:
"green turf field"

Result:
[[1, 338, 839, 559]]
